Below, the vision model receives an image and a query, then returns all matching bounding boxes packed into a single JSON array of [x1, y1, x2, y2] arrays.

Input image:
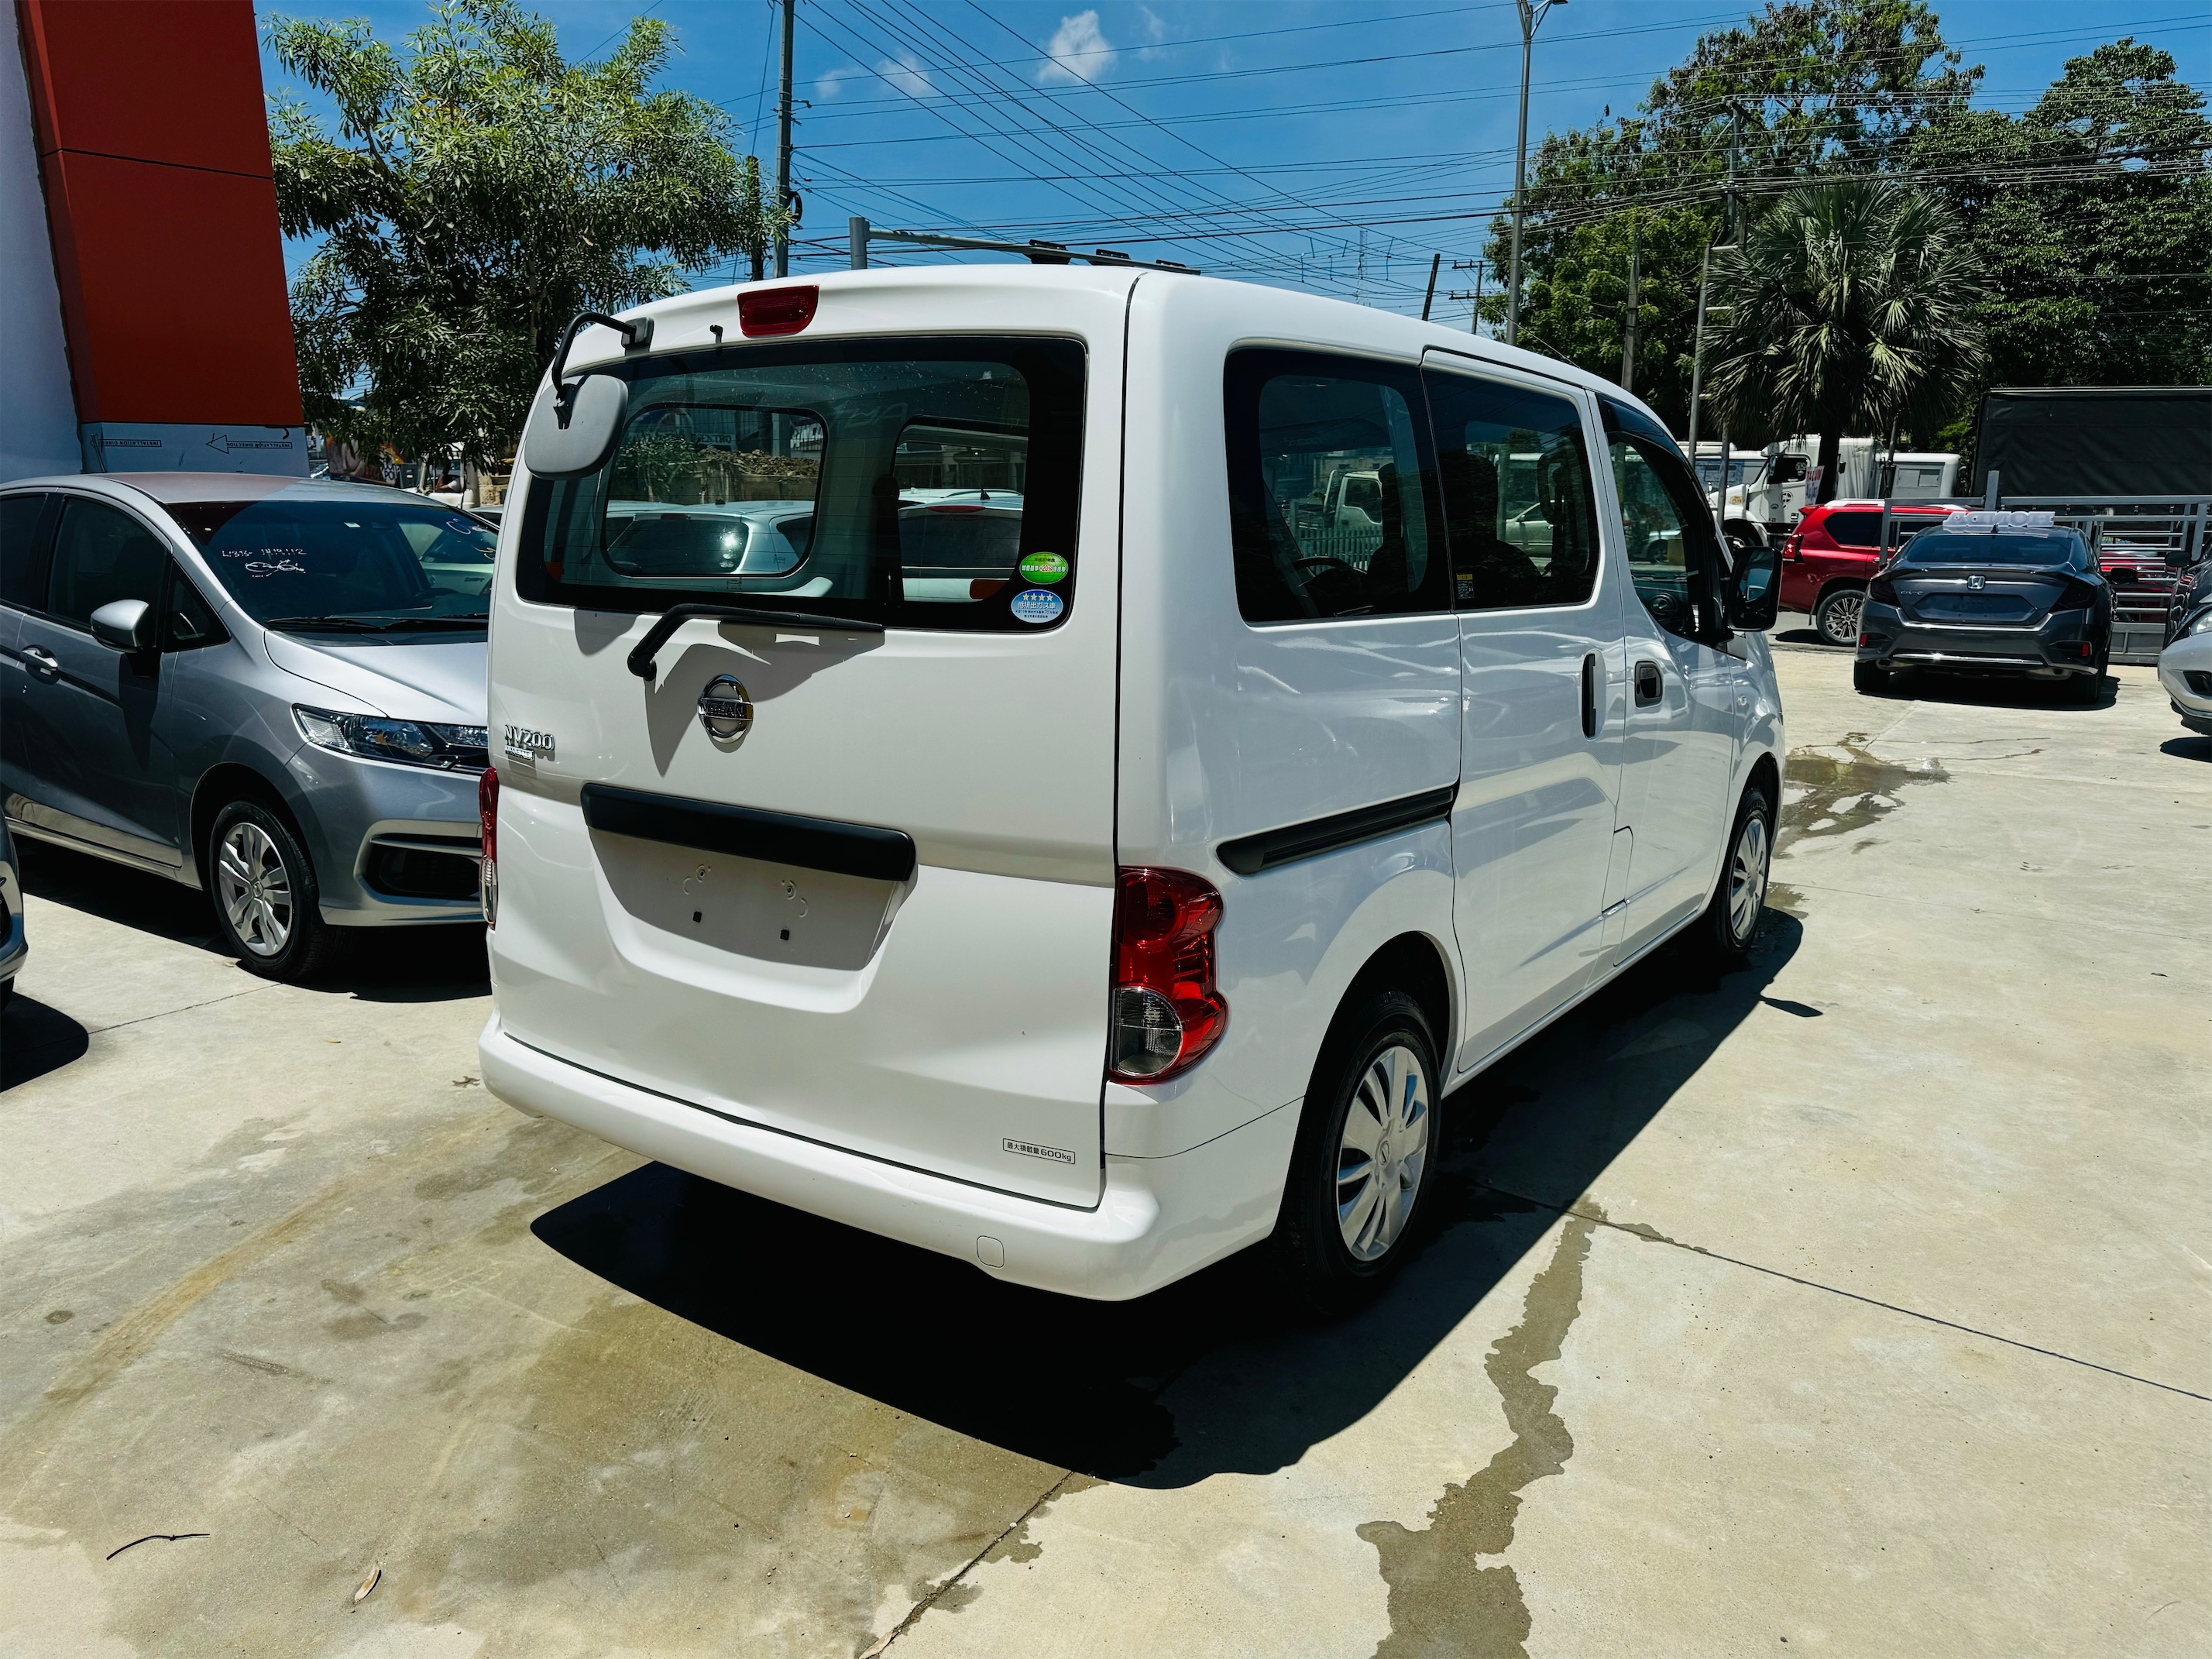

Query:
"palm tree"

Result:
[[1705, 179, 1986, 503]]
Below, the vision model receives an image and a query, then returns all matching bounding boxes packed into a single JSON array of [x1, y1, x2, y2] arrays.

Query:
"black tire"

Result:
[[1853, 660, 1891, 696], [1814, 586, 1866, 648], [1271, 990, 1443, 1312], [1695, 787, 1774, 967], [2068, 640, 2110, 705], [206, 799, 349, 983]]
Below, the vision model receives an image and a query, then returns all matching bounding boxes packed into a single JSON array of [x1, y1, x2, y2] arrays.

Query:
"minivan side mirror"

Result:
[[90, 597, 156, 652], [1724, 538, 1781, 632]]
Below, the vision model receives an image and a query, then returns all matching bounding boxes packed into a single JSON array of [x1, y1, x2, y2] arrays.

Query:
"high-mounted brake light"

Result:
[[1108, 867, 1227, 1083], [738, 284, 818, 338], [479, 767, 499, 926]]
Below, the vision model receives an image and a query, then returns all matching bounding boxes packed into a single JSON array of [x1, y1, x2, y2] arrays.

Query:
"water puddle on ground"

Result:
[[1782, 733, 1949, 849], [1357, 1209, 1598, 1659]]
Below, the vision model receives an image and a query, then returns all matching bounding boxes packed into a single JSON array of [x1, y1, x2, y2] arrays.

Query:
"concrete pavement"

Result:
[[2, 644, 2204, 1657]]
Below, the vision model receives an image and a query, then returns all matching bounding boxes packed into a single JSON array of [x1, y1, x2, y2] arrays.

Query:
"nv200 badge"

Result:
[[503, 725, 555, 764]]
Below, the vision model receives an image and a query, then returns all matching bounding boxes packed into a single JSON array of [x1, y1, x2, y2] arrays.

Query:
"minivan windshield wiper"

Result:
[[263, 614, 487, 634]]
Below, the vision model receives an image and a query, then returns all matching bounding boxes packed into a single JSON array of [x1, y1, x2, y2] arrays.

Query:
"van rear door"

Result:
[[487, 282, 1125, 1206]]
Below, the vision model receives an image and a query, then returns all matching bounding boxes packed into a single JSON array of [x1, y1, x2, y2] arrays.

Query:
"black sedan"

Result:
[[1855, 521, 2111, 701]]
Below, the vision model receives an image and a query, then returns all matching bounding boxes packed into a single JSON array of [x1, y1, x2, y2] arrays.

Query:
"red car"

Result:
[[1781, 500, 1961, 646]]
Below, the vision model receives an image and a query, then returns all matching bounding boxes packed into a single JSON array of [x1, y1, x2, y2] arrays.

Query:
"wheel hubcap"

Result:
[[1335, 1043, 1432, 1262], [1729, 813, 1771, 943], [216, 822, 292, 957], [1824, 594, 1863, 644]]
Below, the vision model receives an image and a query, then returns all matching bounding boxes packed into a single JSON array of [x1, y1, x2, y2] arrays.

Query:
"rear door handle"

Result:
[[1634, 660, 1663, 707], [1580, 652, 1599, 738]]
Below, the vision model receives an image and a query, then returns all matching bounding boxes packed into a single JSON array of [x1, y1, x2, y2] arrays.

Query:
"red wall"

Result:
[[16, 0, 302, 425]]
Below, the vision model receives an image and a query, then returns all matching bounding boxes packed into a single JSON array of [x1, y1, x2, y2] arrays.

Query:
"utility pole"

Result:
[[1506, 0, 1566, 346], [1686, 238, 1712, 455], [1421, 252, 1441, 321], [774, 0, 795, 280], [1449, 259, 1484, 335], [1620, 212, 1641, 393], [1715, 102, 1743, 489]]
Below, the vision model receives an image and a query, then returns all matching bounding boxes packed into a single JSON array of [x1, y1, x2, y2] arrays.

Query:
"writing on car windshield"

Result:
[[517, 338, 1086, 632], [167, 496, 496, 630]]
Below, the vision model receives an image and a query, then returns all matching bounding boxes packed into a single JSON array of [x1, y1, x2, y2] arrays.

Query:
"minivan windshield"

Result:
[[517, 337, 1086, 631], [168, 495, 496, 631], [1898, 531, 2090, 567]]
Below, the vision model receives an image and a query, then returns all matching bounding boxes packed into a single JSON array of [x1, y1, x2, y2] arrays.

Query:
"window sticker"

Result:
[[1018, 551, 1068, 584], [1009, 587, 1064, 624]]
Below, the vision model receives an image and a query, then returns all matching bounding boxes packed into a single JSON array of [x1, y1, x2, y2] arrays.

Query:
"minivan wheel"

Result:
[[208, 800, 348, 983], [1697, 788, 1774, 966], [1271, 991, 1441, 1311], [1815, 586, 1865, 648]]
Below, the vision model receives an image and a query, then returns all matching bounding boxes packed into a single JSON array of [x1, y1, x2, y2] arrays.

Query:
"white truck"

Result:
[[1687, 438, 1960, 540]]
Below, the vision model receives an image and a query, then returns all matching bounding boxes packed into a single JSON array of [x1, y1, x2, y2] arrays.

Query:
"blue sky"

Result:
[[256, 0, 2210, 322]]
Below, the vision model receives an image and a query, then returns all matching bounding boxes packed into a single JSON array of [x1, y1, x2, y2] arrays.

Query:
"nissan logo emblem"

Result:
[[696, 675, 754, 740]]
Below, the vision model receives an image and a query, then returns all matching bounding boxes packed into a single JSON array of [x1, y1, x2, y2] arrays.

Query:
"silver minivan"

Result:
[[0, 475, 491, 979]]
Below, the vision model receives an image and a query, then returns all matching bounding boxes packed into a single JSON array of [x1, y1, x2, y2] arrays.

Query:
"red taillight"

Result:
[[1782, 533, 1802, 562], [1108, 867, 1226, 1083], [738, 284, 818, 338], [478, 767, 499, 926]]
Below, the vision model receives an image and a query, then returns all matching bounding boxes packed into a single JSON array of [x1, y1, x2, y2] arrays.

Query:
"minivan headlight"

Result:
[[294, 706, 489, 771]]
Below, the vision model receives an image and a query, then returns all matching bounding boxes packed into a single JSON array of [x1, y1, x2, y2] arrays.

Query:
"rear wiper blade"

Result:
[[627, 603, 884, 680]]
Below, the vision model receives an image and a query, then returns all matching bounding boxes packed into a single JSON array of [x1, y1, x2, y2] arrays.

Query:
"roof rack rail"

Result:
[[854, 223, 1199, 274]]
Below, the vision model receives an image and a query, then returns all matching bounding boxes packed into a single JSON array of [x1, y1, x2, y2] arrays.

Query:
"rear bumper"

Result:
[[1857, 606, 2102, 675], [479, 1017, 1297, 1300]]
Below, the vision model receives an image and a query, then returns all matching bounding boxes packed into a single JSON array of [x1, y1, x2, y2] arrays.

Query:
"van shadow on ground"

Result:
[[534, 911, 1802, 1487]]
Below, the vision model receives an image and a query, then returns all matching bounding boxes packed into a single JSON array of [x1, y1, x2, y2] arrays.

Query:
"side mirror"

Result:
[[1725, 538, 1781, 632], [521, 373, 628, 479], [90, 597, 156, 652]]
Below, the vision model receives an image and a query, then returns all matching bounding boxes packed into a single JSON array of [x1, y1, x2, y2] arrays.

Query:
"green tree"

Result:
[[1485, 2, 1977, 427], [1907, 40, 2212, 462], [1703, 178, 1986, 501], [267, 0, 785, 470]]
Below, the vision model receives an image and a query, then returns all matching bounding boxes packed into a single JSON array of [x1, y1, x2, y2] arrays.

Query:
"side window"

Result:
[[1, 493, 53, 610], [1423, 369, 1602, 610], [164, 567, 229, 650], [1225, 349, 1447, 623], [1824, 511, 1882, 548], [46, 499, 170, 630], [1604, 404, 1723, 642]]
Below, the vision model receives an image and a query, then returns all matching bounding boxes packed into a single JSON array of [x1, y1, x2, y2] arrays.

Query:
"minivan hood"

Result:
[[263, 630, 488, 723]]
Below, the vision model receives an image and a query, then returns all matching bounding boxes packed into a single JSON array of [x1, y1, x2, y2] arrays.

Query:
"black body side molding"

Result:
[[1216, 785, 1456, 877], [581, 784, 916, 882]]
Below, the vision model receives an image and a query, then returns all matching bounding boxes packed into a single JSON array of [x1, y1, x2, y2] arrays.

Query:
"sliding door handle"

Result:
[[1580, 652, 1599, 738], [1634, 660, 1663, 707]]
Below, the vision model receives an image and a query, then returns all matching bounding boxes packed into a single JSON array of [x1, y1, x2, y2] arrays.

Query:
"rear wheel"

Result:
[[1696, 788, 1774, 967], [2068, 640, 2110, 704], [1815, 586, 1865, 648], [1853, 660, 1892, 696], [1272, 991, 1441, 1311], [208, 800, 349, 983]]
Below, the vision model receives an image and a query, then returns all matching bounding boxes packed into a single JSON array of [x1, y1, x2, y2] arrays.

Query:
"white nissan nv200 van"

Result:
[[479, 267, 1784, 1304]]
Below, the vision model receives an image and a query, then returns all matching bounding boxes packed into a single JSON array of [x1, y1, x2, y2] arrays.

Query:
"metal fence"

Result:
[[1877, 493, 2211, 665]]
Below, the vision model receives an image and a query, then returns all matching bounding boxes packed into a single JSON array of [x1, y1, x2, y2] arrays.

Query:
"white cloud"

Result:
[[1038, 10, 1112, 84], [816, 65, 858, 101], [1138, 5, 1168, 50], [878, 49, 933, 99]]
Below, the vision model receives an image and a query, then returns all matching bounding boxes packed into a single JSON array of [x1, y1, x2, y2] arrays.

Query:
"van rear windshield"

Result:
[[517, 337, 1085, 631]]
